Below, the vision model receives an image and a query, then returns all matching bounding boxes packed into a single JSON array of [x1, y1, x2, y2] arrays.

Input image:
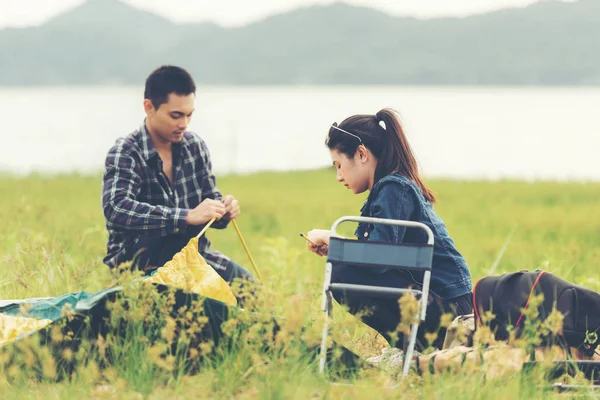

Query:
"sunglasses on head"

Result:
[[327, 123, 363, 145]]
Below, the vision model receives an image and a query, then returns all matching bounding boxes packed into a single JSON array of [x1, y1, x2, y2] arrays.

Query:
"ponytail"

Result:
[[375, 109, 436, 203], [326, 108, 436, 203]]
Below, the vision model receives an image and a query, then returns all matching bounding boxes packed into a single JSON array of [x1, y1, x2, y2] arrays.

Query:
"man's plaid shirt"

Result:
[[102, 123, 231, 270]]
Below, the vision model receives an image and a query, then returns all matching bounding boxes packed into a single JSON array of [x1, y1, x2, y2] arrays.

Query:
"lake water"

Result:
[[0, 86, 598, 181]]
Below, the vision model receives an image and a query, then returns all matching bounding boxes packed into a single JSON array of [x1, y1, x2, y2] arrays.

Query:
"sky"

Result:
[[0, 0, 563, 29]]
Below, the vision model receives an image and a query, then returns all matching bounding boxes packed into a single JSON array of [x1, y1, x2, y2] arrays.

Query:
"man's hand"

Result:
[[185, 199, 226, 225], [306, 229, 330, 257], [222, 195, 240, 220]]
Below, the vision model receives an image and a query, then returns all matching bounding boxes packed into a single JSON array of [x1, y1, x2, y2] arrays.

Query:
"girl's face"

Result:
[[330, 146, 376, 194]]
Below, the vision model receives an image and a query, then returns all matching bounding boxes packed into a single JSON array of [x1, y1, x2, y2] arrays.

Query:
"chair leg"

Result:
[[321, 262, 333, 311], [319, 291, 333, 375], [402, 321, 420, 378], [319, 262, 334, 375]]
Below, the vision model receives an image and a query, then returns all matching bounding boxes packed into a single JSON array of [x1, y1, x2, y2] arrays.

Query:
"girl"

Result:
[[306, 108, 473, 349]]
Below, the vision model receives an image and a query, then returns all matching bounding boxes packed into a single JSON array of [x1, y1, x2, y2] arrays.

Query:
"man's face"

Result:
[[145, 93, 195, 144]]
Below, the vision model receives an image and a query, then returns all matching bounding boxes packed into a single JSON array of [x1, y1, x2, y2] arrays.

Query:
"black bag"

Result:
[[473, 270, 600, 356]]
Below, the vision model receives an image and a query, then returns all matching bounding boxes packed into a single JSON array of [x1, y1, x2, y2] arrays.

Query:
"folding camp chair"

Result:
[[318, 216, 434, 378]]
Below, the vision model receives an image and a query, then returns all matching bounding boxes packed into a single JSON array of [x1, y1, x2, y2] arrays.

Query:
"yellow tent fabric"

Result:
[[1, 224, 237, 348], [0, 314, 52, 346], [147, 237, 237, 306]]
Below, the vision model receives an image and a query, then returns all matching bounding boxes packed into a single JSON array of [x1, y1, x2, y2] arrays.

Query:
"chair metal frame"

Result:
[[318, 216, 434, 378]]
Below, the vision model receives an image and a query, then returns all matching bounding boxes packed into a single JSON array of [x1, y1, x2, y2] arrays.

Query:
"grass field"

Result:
[[1, 169, 599, 398]]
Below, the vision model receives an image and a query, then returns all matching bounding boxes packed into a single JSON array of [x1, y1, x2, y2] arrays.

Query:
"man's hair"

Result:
[[144, 65, 196, 109]]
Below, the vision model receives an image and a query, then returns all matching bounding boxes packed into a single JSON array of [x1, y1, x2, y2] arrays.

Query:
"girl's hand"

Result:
[[306, 229, 330, 257]]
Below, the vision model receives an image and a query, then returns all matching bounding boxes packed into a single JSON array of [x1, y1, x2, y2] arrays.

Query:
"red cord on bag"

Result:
[[515, 271, 548, 327]]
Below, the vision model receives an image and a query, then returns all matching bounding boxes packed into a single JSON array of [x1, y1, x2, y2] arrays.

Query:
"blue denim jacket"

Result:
[[354, 174, 472, 299]]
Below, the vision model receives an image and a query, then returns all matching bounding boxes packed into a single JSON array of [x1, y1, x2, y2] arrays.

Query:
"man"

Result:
[[102, 65, 253, 284]]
